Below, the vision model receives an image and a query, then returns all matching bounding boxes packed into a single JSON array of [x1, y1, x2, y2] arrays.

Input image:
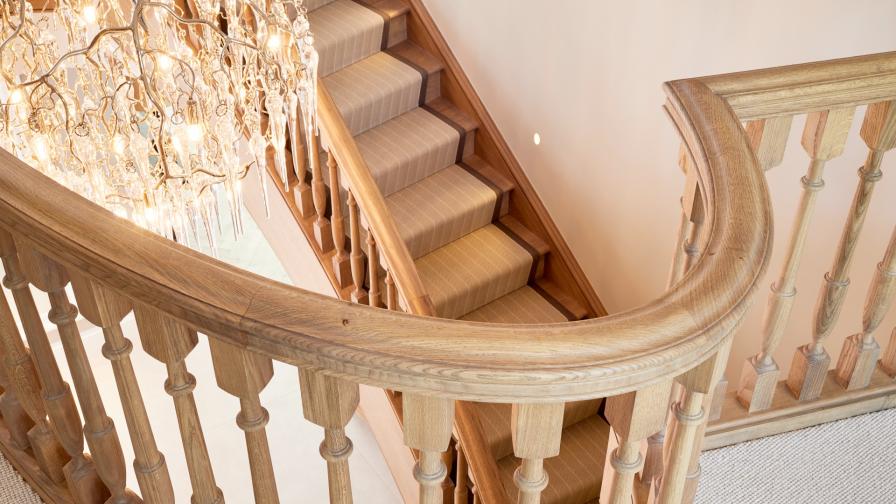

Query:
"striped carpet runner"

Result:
[[308, 2, 607, 502]]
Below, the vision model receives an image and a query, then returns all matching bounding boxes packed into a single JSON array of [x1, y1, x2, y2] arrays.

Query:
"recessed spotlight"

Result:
[[533, 132, 541, 145]]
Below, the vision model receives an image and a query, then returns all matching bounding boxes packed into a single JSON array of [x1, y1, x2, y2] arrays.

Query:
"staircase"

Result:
[[287, 1, 614, 501]]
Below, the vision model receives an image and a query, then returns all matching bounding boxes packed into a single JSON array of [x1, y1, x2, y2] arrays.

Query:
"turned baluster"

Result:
[[403, 394, 454, 504], [384, 271, 398, 311], [309, 130, 334, 252], [0, 231, 105, 503], [368, 232, 381, 308], [208, 338, 278, 503], [0, 359, 32, 452], [329, 151, 352, 288], [299, 369, 359, 503], [70, 273, 174, 503], [603, 380, 672, 504], [347, 191, 369, 305], [511, 403, 563, 504], [681, 166, 706, 273], [739, 107, 854, 412], [18, 242, 137, 502], [657, 343, 730, 504], [134, 306, 224, 504], [288, 99, 314, 218], [835, 225, 896, 388], [0, 275, 67, 483], [453, 443, 469, 504], [788, 100, 896, 401]]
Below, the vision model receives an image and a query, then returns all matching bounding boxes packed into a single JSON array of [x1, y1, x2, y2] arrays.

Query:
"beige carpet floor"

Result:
[[0, 453, 41, 503]]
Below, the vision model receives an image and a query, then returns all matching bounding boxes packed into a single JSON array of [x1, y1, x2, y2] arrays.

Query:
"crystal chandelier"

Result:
[[0, 0, 318, 253]]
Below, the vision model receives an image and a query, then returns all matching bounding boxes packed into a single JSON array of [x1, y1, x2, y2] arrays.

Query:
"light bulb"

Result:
[[186, 123, 203, 144], [82, 5, 97, 23], [112, 135, 127, 155], [7, 88, 23, 105], [144, 206, 157, 223], [157, 53, 173, 71], [31, 136, 49, 162], [267, 33, 282, 51]]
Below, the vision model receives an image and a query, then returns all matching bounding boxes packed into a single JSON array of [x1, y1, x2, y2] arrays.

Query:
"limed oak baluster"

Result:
[[739, 107, 854, 413], [208, 338, 278, 503], [309, 131, 334, 252], [289, 101, 314, 219], [835, 225, 896, 389], [18, 244, 137, 503], [453, 443, 469, 504], [0, 231, 106, 503], [299, 369, 360, 504], [367, 232, 381, 308], [604, 380, 672, 504], [511, 402, 563, 504], [0, 360, 33, 452], [133, 306, 224, 504], [0, 277, 67, 483], [745, 116, 793, 172], [347, 191, 369, 305], [70, 273, 174, 503], [882, 326, 896, 378], [788, 100, 896, 401], [384, 271, 397, 311], [403, 394, 454, 504], [657, 344, 729, 504], [329, 151, 352, 288]]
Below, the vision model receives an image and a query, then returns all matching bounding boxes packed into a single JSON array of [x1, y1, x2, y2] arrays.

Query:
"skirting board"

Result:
[[704, 366, 896, 451]]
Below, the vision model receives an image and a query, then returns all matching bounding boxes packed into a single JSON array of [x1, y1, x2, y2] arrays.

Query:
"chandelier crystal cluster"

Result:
[[0, 0, 317, 252]]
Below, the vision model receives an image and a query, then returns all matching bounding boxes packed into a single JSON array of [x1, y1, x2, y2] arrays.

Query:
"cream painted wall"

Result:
[[420, 0, 896, 384]]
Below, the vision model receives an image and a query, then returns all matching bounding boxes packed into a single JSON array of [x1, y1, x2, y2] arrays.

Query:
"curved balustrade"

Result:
[[0, 50, 772, 504]]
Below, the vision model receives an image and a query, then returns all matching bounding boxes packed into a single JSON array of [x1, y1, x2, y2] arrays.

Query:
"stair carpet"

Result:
[[308, 2, 608, 502]]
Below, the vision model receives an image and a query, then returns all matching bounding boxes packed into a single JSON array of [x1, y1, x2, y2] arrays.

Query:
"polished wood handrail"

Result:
[[0, 77, 770, 403]]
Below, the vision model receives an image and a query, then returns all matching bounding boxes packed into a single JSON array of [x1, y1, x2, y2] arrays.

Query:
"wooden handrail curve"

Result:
[[0, 81, 770, 404]]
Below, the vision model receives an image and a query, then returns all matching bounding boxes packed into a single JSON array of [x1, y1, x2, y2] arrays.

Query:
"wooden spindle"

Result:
[[739, 107, 854, 412], [745, 115, 793, 171], [209, 338, 278, 504], [367, 232, 381, 308], [384, 271, 397, 311], [882, 327, 896, 377], [0, 360, 33, 451], [0, 277, 67, 483], [603, 380, 672, 504], [835, 225, 896, 389], [347, 191, 369, 305], [511, 402, 563, 504], [441, 444, 456, 502], [134, 306, 224, 504], [682, 166, 706, 272], [328, 151, 352, 288], [20, 245, 137, 503], [70, 273, 174, 503], [657, 344, 729, 504], [289, 108, 314, 218], [453, 443, 469, 504], [788, 100, 896, 401], [403, 394, 454, 504], [299, 369, 359, 504], [0, 231, 106, 503], [309, 131, 334, 252]]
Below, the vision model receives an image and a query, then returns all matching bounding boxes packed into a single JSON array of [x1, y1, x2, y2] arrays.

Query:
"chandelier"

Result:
[[0, 0, 317, 252]]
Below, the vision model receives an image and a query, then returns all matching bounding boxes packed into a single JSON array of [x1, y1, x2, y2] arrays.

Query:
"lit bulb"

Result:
[[82, 5, 97, 23], [31, 136, 49, 162], [112, 135, 127, 155], [156, 53, 173, 71], [186, 123, 203, 144], [7, 88, 23, 105], [144, 206, 157, 223], [266, 33, 282, 51]]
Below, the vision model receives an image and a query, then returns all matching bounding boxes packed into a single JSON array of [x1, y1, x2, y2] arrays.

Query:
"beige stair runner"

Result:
[[308, 2, 608, 502]]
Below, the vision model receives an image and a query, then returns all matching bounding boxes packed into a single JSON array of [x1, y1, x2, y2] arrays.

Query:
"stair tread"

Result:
[[387, 164, 507, 259], [386, 40, 444, 79], [470, 399, 604, 462], [355, 107, 462, 196], [497, 415, 611, 504], [310, 0, 386, 76], [325, 52, 423, 136], [461, 286, 568, 324], [305, 0, 337, 12], [415, 224, 536, 319], [355, 0, 410, 18]]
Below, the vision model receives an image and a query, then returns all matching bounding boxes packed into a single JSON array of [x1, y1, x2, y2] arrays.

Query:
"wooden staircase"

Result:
[[270, 0, 612, 501]]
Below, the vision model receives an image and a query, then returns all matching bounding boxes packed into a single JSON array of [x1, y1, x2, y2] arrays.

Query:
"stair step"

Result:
[[311, 0, 401, 77], [387, 164, 511, 259], [325, 52, 424, 136], [355, 106, 477, 196], [497, 415, 611, 504], [496, 215, 550, 281], [472, 399, 604, 461], [460, 286, 569, 324], [533, 280, 589, 321], [415, 224, 541, 319], [386, 41, 444, 104], [355, 0, 410, 48], [305, 0, 337, 12]]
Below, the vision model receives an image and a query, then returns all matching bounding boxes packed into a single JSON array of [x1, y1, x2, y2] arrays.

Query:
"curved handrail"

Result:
[[0, 78, 771, 403]]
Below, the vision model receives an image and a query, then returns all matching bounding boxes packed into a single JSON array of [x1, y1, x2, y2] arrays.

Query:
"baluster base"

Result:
[[314, 221, 334, 253], [64, 454, 110, 504], [294, 184, 315, 220], [737, 356, 780, 413], [0, 393, 34, 450], [786, 344, 830, 401], [332, 254, 352, 289], [835, 334, 881, 390], [27, 424, 67, 484]]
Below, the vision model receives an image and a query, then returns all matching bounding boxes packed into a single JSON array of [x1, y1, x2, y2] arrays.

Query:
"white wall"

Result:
[[420, 0, 896, 383]]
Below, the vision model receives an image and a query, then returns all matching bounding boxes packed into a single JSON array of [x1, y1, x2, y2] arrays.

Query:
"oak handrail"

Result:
[[316, 84, 437, 317]]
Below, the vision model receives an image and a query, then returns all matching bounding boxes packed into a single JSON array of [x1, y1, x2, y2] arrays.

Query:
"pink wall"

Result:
[[420, 0, 896, 384]]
